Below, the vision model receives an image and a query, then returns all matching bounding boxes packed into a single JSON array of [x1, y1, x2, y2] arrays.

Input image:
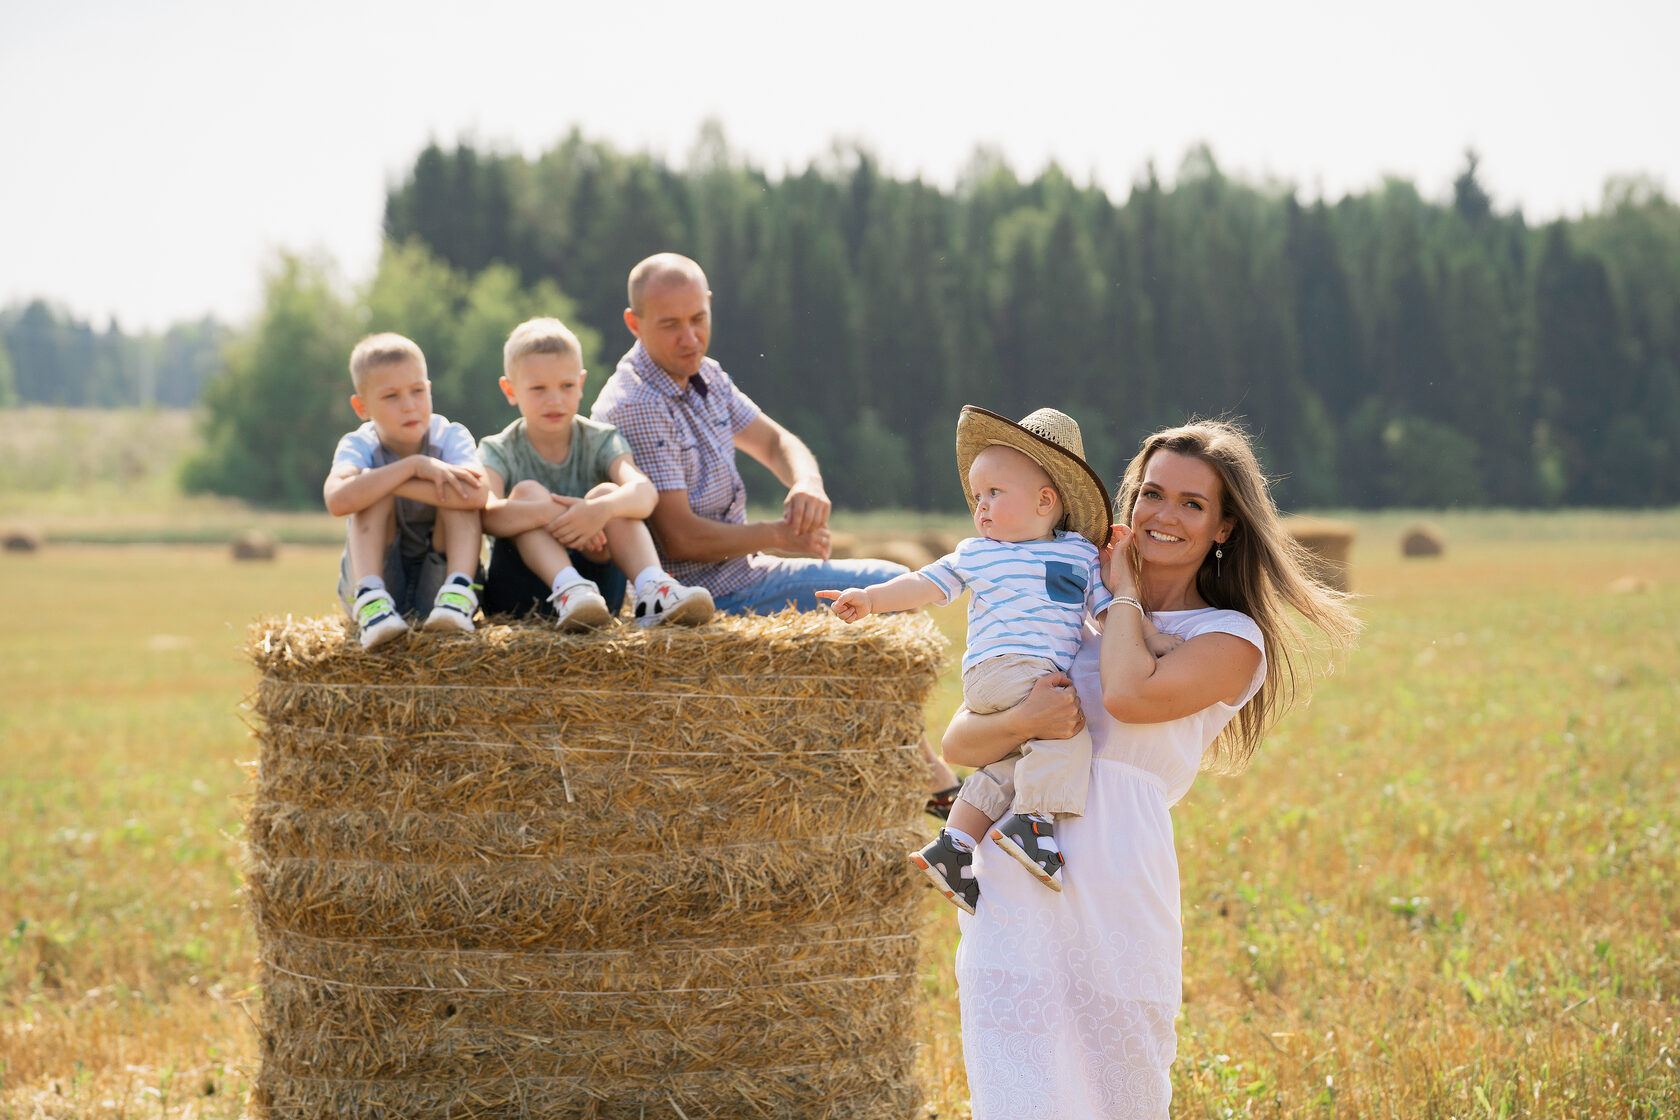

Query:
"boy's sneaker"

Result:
[[633, 579, 715, 628], [423, 576, 479, 634], [352, 586, 409, 651], [549, 579, 613, 632], [909, 831, 980, 915], [991, 813, 1065, 891]]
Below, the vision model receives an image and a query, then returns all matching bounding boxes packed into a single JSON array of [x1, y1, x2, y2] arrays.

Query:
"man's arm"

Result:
[[734, 414, 831, 534], [647, 489, 828, 563]]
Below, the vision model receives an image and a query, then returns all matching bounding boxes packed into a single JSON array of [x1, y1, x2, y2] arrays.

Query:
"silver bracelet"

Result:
[[1112, 595, 1146, 617]]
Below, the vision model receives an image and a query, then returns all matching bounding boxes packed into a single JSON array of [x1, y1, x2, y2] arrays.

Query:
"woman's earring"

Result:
[[1215, 545, 1223, 577]]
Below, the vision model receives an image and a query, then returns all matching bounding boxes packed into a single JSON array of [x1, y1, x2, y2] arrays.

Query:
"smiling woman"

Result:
[[940, 417, 1360, 1118]]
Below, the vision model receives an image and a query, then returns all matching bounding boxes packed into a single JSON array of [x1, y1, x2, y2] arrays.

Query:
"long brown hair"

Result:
[[1114, 418, 1360, 771]]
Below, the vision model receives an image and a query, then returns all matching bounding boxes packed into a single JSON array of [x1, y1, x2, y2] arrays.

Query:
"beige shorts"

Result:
[[956, 654, 1092, 820]]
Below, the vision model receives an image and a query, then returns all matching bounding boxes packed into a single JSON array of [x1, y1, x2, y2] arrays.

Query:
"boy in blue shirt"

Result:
[[324, 333, 488, 650]]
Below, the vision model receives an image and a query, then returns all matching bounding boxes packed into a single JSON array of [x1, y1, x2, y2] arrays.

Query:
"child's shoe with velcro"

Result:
[[909, 830, 980, 915], [353, 585, 409, 651], [633, 579, 715, 628], [991, 813, 1065, 891], [423, 575, 479, 634], [549, 579, 613, 632]]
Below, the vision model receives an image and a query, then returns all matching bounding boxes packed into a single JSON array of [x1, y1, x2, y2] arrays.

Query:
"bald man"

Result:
[[592, 252, 907, 615]]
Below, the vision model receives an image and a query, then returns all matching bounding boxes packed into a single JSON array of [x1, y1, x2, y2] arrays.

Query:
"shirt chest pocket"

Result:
[[1042, 561, 1086, 605]]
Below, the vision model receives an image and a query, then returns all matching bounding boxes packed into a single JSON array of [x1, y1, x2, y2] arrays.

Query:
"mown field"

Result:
[[2, 512, 1677, 1118]]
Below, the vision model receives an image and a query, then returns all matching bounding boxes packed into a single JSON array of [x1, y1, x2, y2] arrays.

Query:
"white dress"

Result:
[[955, 608, 1266, 1119]]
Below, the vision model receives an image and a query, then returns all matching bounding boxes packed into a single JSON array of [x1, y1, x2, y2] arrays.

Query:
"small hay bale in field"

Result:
[[825, 529, 860, 559], [1401, 523, 1445, 558], [1283, 516, 1354, 592], [1607, 576, 1653, 594], [2, 526, 42, 553], [245, 610, 948, 1120], [862, 538, 935, 572], [231, 529, 278, 561], [917, 528, 963, 559]]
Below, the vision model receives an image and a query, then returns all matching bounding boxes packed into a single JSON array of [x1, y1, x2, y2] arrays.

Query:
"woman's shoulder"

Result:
[[1153, 606, 1263, 651]]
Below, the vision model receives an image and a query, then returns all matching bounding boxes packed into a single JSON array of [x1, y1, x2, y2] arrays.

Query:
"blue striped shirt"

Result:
[[919, 533, 1113, 672]]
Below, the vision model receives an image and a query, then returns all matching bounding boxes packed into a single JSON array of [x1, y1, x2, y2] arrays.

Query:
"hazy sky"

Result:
[[3, 0, 1676, 332]]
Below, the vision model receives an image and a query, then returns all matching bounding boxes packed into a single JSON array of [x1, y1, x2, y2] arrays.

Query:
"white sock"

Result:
[[355, 575, 387, 596], [551, 567, 582, 595], [445, 571, 474, 588], [944, 827, 978, 852], [634, 566, 668, 597]]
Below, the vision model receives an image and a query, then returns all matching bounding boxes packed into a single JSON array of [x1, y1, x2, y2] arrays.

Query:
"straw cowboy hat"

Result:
[[955, 405, 1113, 549]]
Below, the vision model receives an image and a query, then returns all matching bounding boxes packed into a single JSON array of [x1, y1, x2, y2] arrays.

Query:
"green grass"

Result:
[[2, 515, 1679, 1117]]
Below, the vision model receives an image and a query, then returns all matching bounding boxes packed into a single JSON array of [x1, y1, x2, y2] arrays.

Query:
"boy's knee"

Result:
[[585, 481, 618, 500], [347, 495, 396, 531], [509, 479, 551, 501]]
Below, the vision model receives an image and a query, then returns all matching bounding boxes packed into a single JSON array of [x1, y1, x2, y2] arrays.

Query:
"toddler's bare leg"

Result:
[[947, 799, 994, 843], [346, 494, 396, 584]]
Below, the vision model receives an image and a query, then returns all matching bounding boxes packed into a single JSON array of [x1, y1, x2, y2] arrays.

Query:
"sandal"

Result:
[[923, 784, 960, 820]]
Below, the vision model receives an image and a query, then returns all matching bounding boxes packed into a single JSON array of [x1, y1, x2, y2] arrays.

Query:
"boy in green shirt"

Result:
[[479, 318, 713, 630]]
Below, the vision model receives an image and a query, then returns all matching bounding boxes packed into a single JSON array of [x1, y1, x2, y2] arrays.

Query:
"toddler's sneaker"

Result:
[[423, 575, 479, 634], [909, 830, 980, 915], [991, 813, 1064, 891], [352, 585, 409, 651], [633, 579, 715, 628], [549, 578, 613, 632]]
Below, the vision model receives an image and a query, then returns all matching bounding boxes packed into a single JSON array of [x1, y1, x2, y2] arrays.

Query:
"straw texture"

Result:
[[245, 610, 948, 1120]]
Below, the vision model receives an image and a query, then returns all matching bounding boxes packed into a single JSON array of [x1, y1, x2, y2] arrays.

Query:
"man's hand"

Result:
[[779, 522, 831, 560], [545, 495, 609, 553], [816, 588, 871, 623], [783, 477, 831, 536], [412, 456, 485, 503]]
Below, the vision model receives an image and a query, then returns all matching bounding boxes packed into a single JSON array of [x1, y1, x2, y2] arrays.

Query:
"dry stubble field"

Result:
[[2, 512, 1677, 1118]]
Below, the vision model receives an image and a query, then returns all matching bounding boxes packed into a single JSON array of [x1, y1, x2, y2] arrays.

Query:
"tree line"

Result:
[[142, 128, 1680, 509], [0, 301, 229, 409]]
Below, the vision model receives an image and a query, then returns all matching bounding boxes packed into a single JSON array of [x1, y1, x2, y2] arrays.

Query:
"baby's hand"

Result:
[[1144, 631, 1185, 659], [816, 588, 871, 623]]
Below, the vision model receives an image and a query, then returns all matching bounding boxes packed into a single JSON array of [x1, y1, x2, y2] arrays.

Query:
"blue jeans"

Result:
[[712, 556, 910, 615]]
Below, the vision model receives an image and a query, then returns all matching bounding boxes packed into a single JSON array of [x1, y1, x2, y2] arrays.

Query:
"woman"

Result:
[[943, 420, 1358, 1117]]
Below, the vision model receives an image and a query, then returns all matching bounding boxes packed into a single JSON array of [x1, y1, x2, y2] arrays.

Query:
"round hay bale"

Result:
[[2, 526, 43, 553], [232, 529, 279, 562], [916, 528, 963, 560], [1282, 516, 1354, 593], [1401, 523, 1445, 558], [863, 538, 935, 572], [825, 529, 860, 560], [246, 612, 948, 1120]]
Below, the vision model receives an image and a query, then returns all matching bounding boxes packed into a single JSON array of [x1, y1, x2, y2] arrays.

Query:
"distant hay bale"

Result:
[[917, 528, 963, 559], [825, 530, 860, 560], [2, 526, 42, 553], [1401, 523, 1445, 558], [864, 538, 936, 572], [1607, 576, 1653, 594], [245, 611, 947, 1120], [232, 529, 278, 561], [1283, 516, 1354, 592]]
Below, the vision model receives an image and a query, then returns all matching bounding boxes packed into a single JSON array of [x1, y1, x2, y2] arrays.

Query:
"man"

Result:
[[592, 252, 909, 614], [593, 252, 960, 807]]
